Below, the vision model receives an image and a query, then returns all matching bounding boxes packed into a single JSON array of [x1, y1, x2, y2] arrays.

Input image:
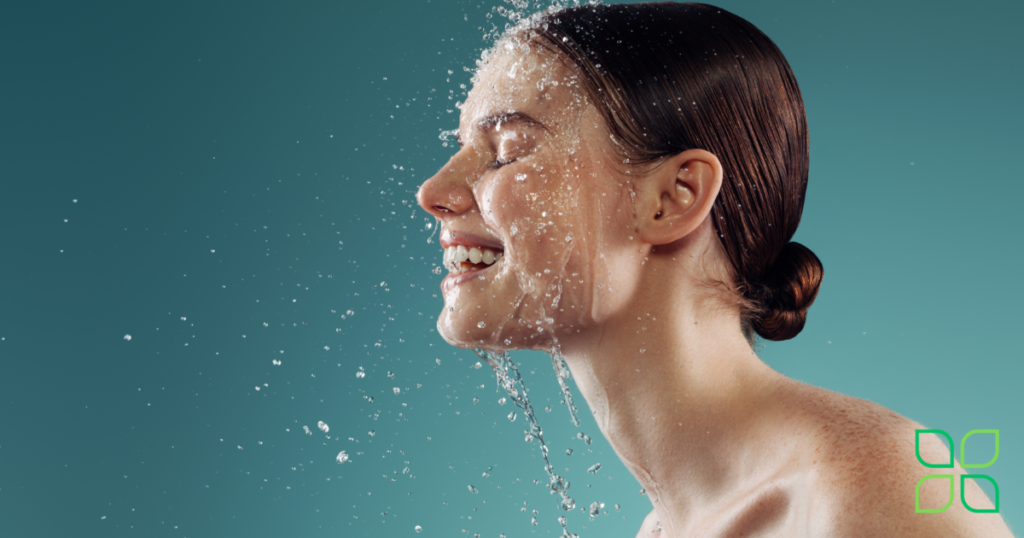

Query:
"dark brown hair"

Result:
[[526, 2, 822, 341]]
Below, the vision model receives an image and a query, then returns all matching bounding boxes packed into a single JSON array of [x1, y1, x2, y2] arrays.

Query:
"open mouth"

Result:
[[443, 245, 503, 274]]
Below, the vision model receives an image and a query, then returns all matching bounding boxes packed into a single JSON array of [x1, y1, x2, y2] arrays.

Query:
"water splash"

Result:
[[550, 344, 580, 427], [481, 0, 594, 46], [474, 348, 578, 538]]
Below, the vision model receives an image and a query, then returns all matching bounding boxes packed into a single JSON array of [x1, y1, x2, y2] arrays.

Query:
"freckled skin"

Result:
[[418, 40, 1013, 538]]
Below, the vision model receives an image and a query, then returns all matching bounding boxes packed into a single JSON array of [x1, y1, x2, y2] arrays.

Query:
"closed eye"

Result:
[[488, 158, 516, 170]]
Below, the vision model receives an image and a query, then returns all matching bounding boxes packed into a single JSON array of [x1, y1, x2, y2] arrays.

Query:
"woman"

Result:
[[417, 3, 1012, 536]]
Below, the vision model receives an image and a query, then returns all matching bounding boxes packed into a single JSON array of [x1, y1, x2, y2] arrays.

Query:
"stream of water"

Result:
[[474, 348, 584, 537]]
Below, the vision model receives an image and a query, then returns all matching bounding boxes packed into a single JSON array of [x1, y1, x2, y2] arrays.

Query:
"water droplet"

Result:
[[566, 448, 573, 456], [346, 310, 355, 316], [432, 266, 442, 274], [336, 451, 349, 464], [123, 334, 131, 341], [379, 281, 387, 287], [477, 321, 486, 328], [587, 463, 602, 475], [393, 387, 401, 395], [435, 358, 441, 365], [387, 371, 395, 379], [317, 421, 329, 433], [472, 398, 479, 405], [355, 368, 366, 379], [414, 525, 422, 533], [590, 501, 600, 517], [272, 359, 281, 365], [368, 430, 375, 437], [374, 341, 382, 348], [584, 435, 592, 445], [467, 485, 478, 494], [302, 425, 311, 435], [482, 471, 489, 478], [615, 503, 621, 511], [545, 406, 551, 412], [531, 517, 538, 526], [507, 411, 516, 422], [471, 348, 581, 534], [515, 173, 527, 181], [640, 488, 646, 495]]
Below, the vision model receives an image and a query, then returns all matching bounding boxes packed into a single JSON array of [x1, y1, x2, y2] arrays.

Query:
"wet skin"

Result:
[[417, 39, 1013, 538]]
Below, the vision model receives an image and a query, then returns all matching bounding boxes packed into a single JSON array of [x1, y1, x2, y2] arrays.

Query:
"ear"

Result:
[[637, 149, 723, 246]]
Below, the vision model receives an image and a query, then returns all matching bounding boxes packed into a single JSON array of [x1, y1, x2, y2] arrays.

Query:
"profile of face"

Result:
[[417, 38, 715, 351]]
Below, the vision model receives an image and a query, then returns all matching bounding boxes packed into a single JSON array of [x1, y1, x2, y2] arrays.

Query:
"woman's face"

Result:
[[417, 40, 642, 351]]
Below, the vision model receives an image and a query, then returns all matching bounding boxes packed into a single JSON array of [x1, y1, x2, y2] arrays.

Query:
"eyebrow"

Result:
[[455, 111, 546, 148]]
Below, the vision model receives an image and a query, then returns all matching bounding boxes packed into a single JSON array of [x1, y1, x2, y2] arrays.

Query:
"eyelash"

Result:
[[489, 158, 516, 170]]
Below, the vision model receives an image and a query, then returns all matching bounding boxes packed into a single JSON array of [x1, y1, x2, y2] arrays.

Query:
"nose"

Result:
[[417, 148, 479, 218]]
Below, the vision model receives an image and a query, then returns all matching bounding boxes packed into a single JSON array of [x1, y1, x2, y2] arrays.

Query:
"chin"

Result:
[[436, 312, 559, 351], [436, 313, 501, 350]]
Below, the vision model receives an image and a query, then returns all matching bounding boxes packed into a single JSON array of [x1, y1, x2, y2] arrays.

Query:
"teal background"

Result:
[[1, 0, 1020, 536]]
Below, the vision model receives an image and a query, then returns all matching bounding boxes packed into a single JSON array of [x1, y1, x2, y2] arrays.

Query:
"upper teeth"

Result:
[[444, 245, 503, 273]]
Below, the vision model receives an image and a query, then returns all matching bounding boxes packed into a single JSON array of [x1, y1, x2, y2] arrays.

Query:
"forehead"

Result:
[[460, 41, 583, 132]]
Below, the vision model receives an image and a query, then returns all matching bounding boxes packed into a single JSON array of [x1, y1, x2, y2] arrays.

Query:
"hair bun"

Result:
[[751, 242, 823, 341]]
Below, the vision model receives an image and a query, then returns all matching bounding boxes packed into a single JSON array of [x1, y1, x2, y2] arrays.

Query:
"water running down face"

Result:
[[418, 39, 649, 352]]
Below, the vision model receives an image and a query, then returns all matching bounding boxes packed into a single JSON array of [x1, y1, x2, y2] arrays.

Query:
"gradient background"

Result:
[[1, 0, 1020, 536]]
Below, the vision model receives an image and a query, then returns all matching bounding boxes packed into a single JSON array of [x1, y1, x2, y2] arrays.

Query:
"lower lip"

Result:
[[441, 261, 499, 294]]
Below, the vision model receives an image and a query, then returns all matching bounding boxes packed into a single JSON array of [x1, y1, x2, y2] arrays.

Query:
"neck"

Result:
[[556, 255, 790, 535]]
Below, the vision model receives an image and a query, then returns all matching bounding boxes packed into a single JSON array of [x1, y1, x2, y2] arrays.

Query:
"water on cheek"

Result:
[[451, 44, 614, 538], [456, 80, 627, 538]]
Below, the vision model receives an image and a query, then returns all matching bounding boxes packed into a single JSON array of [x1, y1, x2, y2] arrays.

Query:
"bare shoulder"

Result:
[[788, 383, 1013, 537]]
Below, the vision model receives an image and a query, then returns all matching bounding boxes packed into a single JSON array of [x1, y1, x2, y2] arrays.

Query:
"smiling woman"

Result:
[[417, 3, 1012, 538]]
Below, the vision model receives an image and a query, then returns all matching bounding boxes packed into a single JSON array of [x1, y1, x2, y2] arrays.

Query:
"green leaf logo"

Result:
[[915, 474, 954, 513], [960, 430, 999, 469], [915, 429, 953, 468]]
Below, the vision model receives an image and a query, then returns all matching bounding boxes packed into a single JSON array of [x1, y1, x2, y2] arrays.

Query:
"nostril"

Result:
[[433, 205, 453, 214]]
